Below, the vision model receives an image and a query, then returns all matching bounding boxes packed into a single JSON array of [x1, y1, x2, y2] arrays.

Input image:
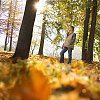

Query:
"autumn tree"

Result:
[[0, 0, 23, 51], [9, 0, 17, 51], [86, 0, 97, 63], [38, 15, 46, 55], [31, 39, 39, 54], [47, 0, 99, 62], [82, 0, 91, 61], [45, 0, 85, 55], [12, 0, 39, 59], [4, 0, 12, 50]]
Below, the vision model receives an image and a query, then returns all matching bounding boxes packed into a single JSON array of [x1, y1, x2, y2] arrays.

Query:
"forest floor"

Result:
[[0, 51, 100, 100]]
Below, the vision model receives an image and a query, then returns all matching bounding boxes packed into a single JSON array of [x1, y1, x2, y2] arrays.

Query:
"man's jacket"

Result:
[[64, 33, 76, 49]]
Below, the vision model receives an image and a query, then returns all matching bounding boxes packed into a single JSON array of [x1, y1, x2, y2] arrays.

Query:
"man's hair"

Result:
[[71, 26, 74, 31]]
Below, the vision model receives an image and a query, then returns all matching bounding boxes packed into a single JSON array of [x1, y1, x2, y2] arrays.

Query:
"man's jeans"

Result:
[[60, 47, 72, 64]]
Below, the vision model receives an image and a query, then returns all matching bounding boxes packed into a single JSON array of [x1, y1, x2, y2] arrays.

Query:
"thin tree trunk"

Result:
[[86, 0, 97, 63], [9, 24, 13, 51], [82, 0, 91, 61], [4, 0, 12, 51], [12, 0, 38, 59], [31, 43, 36, 54], [4, 21, 9, 51], [9, 0, 17, 51], [38, 15, 46, 55]]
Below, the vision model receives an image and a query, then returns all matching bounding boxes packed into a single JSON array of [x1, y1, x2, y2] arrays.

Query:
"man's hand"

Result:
[[70, 33, 76, 45]]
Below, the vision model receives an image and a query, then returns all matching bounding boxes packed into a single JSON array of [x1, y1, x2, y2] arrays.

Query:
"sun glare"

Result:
[[35, 0, 46, 11]]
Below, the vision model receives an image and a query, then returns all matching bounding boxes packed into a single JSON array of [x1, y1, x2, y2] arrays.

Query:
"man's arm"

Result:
[[70, 33, 76, 45], [62, 34, 67, 49]]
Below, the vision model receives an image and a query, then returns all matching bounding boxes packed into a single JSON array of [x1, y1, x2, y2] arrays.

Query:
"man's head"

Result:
[[67, 26, 74, 34]]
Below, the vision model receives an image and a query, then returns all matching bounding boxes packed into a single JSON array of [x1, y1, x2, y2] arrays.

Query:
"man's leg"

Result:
[[60, 47, 68, 63], [68, 48, 72, 64]]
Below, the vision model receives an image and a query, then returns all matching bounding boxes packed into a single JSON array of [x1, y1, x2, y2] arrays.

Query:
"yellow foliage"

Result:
[[9, 68, 51, 100], [33, 63, 46, 75], [30, 68, 51, 100], [72, 68, 81, 74], [50, 81, 61, 89], [0, 53, 100, 100], [71, 60, 84, 68], [60, 72, 69, 86]]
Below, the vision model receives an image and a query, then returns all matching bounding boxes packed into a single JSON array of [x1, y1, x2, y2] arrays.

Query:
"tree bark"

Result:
[[38, 15, 46, 55], [86, 0, 97, 63], [82, 0, 91, 61], [13, 0, 39, 59]]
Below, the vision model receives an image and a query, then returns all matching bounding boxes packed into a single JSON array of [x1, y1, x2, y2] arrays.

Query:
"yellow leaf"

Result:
[[9, 68, 51, 100]]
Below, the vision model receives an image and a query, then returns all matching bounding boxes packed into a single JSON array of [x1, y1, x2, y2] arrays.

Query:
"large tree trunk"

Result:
[[82, 0, 91, 61], [38, 15, 46, 55], [13, 0, 38, 59], [86, 0, 97, 63]]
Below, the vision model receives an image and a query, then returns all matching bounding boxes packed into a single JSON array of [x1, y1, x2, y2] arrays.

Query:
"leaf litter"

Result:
[[0, 52, 100, 100]]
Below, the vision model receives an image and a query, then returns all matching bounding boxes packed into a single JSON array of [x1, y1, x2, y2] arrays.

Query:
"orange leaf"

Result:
[[9, 68, 51, 100]]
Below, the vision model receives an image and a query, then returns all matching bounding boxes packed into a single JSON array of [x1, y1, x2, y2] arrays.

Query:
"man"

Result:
[[60, 26, 76, 64]]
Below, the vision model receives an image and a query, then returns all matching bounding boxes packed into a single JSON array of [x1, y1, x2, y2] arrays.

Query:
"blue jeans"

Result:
[[60, 47, 72, 64]]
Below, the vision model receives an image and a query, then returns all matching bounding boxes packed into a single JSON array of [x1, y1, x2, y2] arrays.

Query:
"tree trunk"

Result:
[[86, 0, 97, 63], [9, 0, 17, 51], [4, 28, 9, 51], [31, 43, 36, 54], [82, 0, 91, 61], [9, 25, 13, 51], [38, 15, 46, 55], [0, 0, 1, 9], [4, 0, 12, 51], [13, 0, 38, 59]]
